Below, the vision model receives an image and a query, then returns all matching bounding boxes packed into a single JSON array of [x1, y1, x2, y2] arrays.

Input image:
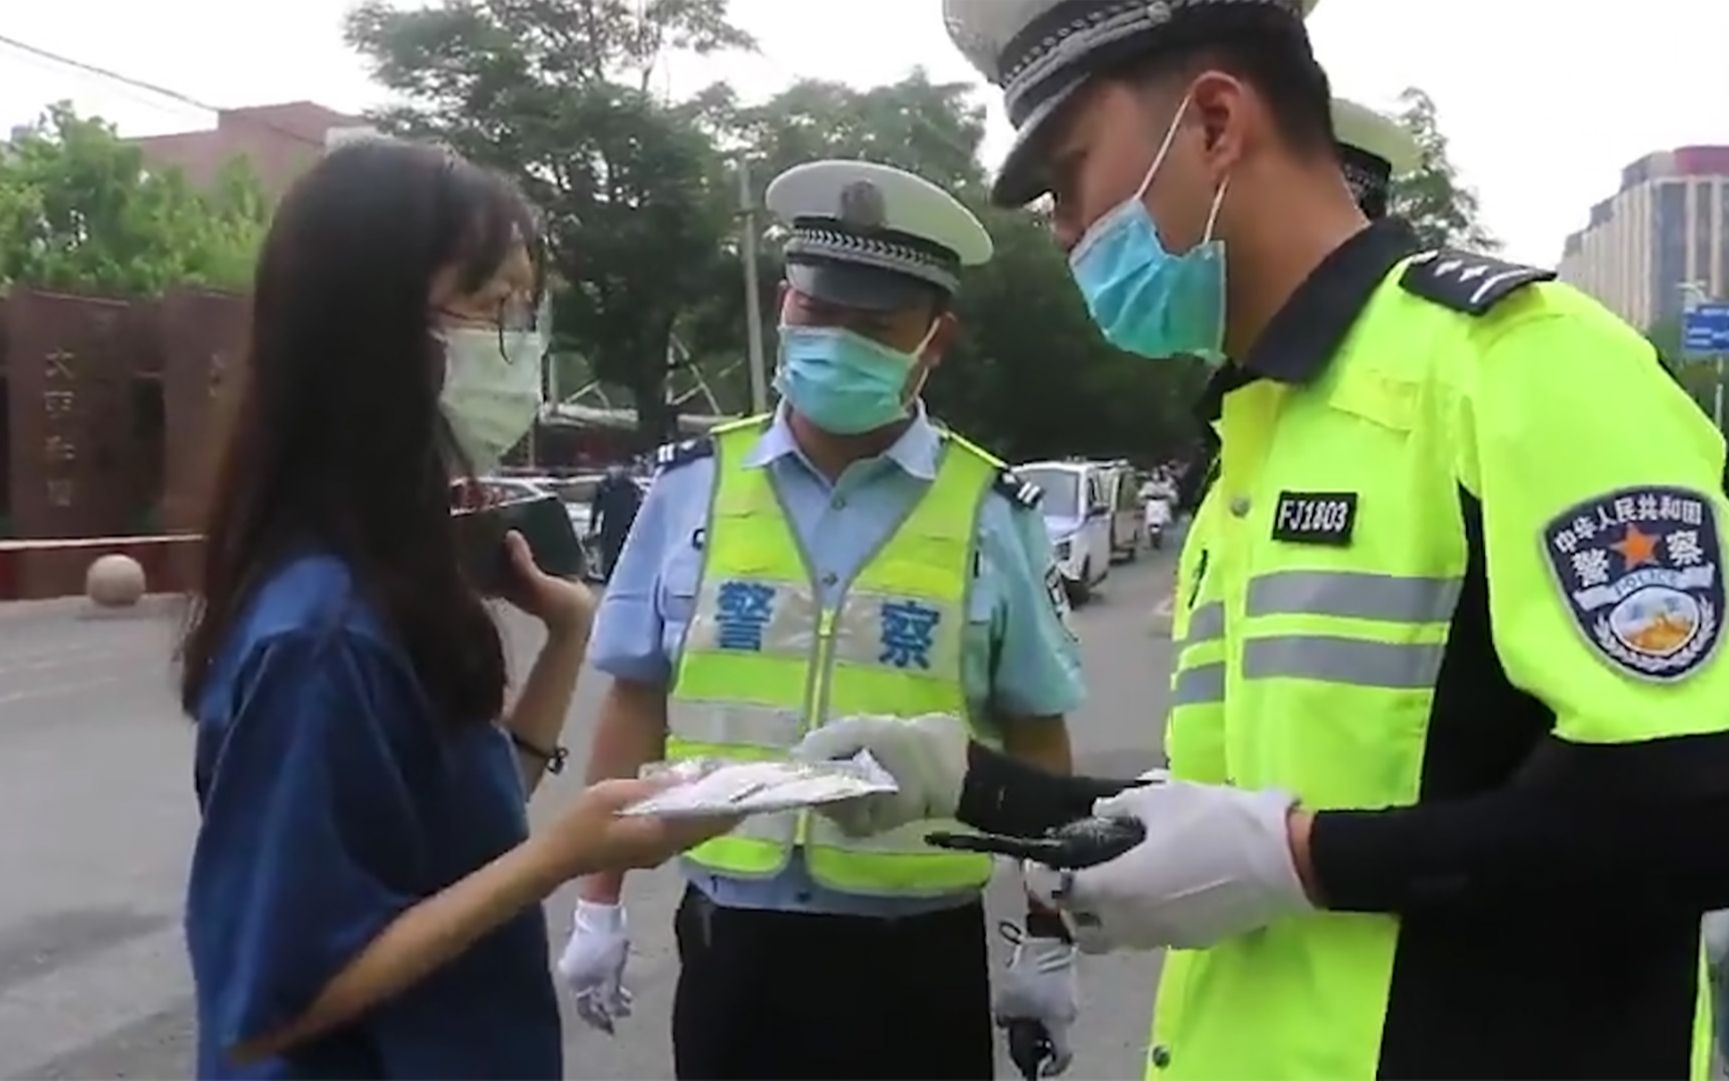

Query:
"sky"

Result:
[[3, 0, 1727, 266]]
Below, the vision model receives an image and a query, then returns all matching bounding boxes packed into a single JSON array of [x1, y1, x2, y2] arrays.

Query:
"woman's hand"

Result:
[[498, 530, 594, 637], [537, 778, 741, 881]]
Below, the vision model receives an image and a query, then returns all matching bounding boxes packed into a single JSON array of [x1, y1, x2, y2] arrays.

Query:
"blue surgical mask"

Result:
[[774, 323, 934, 435], [1068, 93, 1230, 364]]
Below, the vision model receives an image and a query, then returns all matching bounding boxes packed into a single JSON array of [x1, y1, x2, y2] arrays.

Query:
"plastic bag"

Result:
[[619, 753, 898, 819]]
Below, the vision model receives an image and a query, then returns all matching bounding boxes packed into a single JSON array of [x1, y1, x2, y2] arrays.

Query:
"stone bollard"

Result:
[[86, 553, 146, 608]]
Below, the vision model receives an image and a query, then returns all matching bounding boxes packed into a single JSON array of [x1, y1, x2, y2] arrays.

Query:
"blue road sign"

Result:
[[1683, 303, 1729, 358]]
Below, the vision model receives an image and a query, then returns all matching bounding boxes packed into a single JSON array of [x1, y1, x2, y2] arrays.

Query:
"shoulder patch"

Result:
[[995, 468, 1043, 510], [1542, 486, 1723, 682], [1400, 249, 1556, 316], [654, 436, 714, 473]]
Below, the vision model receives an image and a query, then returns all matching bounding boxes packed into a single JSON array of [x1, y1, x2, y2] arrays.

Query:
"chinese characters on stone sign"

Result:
[[41, 350, 79, 510]]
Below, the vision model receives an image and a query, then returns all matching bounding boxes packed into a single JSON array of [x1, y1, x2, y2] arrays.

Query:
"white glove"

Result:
[[556, 900, 633, 1033], [1705, 910, 1729, 971], [1041, 779, 1313, 952], [791, 713, 970, 836], [994, 928, 1080, 1076]]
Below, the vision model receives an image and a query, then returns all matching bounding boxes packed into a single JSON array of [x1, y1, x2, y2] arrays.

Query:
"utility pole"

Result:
[[738, 157, 768, 415]]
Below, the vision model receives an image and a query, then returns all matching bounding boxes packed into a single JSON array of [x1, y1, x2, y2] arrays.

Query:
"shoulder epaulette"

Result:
[[994, 467, 1043, 511], [654, 436, 714, 472], [1399, 249, 1556, 316]]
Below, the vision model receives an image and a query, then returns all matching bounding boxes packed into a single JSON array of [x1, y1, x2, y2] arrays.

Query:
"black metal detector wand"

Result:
[[924, 816, 1148, 1080]]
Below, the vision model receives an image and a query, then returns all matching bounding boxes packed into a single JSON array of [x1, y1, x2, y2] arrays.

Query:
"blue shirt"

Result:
[[185, 555, 560, 1080], [589, 408, 1086, 917]]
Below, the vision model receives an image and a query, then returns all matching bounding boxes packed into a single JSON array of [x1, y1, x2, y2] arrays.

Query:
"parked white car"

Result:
[[1016, 460, 1111, 604]]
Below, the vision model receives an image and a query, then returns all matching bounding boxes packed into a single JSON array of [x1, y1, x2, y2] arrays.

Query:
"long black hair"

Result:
[[180, 139, 539, 726]]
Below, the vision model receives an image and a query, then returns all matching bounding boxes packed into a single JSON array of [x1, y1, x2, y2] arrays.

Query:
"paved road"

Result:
[[0, 541, 1180, 1080]]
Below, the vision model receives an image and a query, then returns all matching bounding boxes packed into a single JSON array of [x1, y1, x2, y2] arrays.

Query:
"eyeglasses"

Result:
[[436, 296, 551, 362]]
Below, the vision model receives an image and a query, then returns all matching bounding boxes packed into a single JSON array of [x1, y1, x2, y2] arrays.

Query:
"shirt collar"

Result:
[[1195, 217, 1420, 422], [742, 402, 942, 482]]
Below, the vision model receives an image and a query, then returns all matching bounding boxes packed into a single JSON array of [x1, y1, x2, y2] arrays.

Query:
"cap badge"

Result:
[[838, 180, 886, 229]]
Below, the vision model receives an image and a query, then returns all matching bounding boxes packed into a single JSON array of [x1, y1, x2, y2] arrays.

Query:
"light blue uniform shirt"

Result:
[[589, 407, 1086, 917]]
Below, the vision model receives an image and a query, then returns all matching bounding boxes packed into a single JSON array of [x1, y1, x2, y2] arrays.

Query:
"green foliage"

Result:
[[1646, 316, 1724, 421], [347, 0, 753, 445], [711, 71, 989, 200], [0, 103, 267, 296], [1388, 88, 1498, 253]]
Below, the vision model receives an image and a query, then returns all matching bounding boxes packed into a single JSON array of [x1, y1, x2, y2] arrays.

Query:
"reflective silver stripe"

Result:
[[829, 590, 965, 677], [1243, 635, 1445, 689], [1181, 601, 1225, 646], [684, 577, 817, 657], [666, 700, 804, 749], [1247, 571, 1462, 624], [1171, 661, 1226, 707]]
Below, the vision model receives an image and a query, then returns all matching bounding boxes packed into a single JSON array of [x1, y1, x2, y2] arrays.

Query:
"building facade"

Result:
[[1559, 146, 1729, 332], [127, 101, 369, 198]]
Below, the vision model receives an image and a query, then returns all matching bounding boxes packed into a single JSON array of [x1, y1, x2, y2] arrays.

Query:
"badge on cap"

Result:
[[838, 179, 886, 230], [1544, 486, 1723, 681]]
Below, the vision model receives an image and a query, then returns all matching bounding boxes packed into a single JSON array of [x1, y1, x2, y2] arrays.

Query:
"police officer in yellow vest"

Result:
[[559, 159, 1087, 1079], [801, 1, 1729, 1077]]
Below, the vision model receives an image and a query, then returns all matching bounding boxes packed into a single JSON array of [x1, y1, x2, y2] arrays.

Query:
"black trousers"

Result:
[[671, 887, 994, 1080], [599, 530, 628, 581]]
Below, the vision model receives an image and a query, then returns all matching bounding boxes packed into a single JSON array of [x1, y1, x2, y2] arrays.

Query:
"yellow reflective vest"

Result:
[[665, 414, 1004, 896], [1152, 234, 1729, 1079]]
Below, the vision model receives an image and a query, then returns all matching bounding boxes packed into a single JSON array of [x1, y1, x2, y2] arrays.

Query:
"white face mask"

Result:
[[438, 326, 545, 474]]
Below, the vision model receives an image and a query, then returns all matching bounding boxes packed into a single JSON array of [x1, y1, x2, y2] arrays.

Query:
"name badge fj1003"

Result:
[[1544, 486, 1723, 682], [1272, 491, 1358, 546]]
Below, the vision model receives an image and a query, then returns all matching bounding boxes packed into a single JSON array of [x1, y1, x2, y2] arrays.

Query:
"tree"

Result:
[[1388, 88, 1498, 253], [0, 104, 267, 295], [1647, 316, 1724, 420], [346, 0, 753, 445], [713, 71, 990, 199]]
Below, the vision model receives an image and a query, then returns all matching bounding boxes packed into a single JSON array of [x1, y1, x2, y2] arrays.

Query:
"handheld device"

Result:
[[452, 493, 585, 594], [924, 815, 1146, 871], [1007, 1017, 1053, 1081]]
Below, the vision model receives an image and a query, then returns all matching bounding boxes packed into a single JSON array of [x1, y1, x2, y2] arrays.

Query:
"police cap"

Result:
[[944, 0, 1322, 207], [766, 159, 993, 313], [1332, 97, 1419, 220]]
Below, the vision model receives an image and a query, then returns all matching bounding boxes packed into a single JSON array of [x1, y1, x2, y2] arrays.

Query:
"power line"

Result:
[[0, 32, 325, 149]]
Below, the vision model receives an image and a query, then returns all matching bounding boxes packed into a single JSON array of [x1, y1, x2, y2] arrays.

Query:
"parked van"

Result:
[[1093, 460, 1146, 562], [1015, 460, 1111, 604]]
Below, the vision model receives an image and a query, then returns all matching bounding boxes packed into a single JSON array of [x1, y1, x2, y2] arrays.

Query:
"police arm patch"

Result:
[[1542, 486, 1723, 682]]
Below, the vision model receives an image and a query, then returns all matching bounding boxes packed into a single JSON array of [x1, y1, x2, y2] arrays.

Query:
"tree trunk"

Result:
[[629, 349, 674, 450]]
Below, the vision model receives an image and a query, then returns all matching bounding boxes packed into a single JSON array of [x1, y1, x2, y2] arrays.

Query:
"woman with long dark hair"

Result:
[[179, 139, 730, 1079]]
